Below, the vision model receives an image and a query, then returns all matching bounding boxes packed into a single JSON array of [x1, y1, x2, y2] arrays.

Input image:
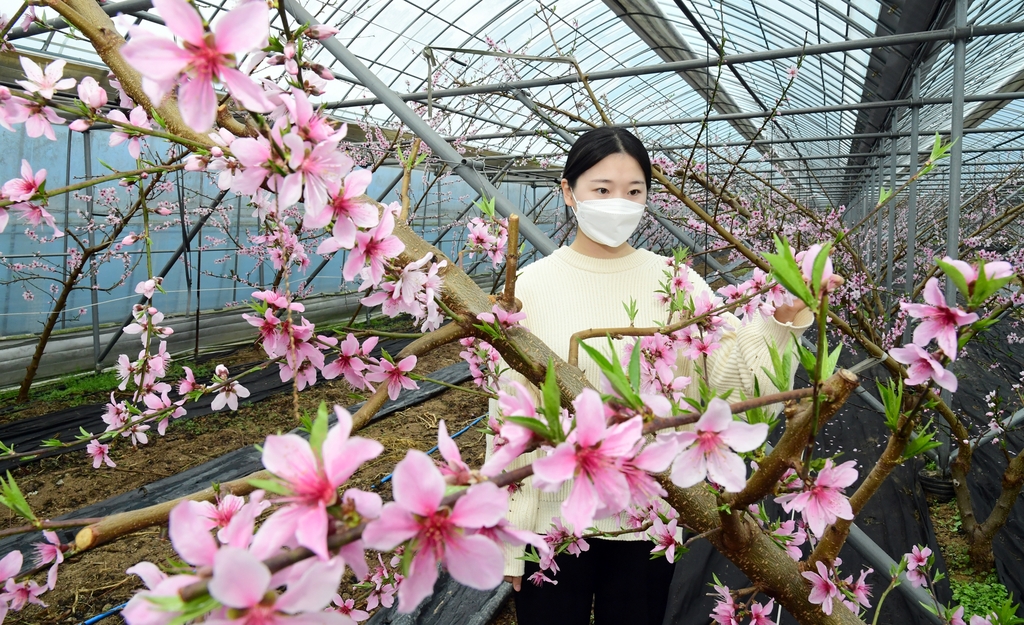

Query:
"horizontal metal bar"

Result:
[[10, 0, 157, 39], [324, 22, 1024, 110]]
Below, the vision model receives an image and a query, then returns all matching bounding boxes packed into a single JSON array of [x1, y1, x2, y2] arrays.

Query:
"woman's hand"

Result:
[[504, 575, 522, 591]]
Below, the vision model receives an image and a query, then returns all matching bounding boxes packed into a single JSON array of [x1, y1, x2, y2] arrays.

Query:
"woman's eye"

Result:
[[596, 188, 608, 194], [629, 189, 642, 195]]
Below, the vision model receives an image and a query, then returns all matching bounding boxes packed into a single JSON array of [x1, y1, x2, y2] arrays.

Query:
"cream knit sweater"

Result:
[[486, 246, 814, 577]]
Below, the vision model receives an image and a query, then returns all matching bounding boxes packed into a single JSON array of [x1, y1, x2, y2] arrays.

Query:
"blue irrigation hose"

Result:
[[373, 414, 486, 488], [81, 602, 127, 624]]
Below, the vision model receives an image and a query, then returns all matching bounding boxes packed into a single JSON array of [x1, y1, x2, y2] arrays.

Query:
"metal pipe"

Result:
[[886, 129, 897, 307], [284, 0, 556, 257], [904, 70, 922, 307], [9, 0, 157, 39], [324, 22, 1024, 110], [84, 131, 102, 370]]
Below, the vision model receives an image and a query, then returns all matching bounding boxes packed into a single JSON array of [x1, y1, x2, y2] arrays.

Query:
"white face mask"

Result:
[[570, 191, 646, 248]]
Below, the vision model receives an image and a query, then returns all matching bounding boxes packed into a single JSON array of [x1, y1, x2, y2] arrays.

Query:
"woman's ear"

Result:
[[560, 179, 573, 207]]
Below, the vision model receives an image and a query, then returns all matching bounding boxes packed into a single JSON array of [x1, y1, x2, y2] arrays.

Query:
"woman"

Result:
[[486, 127, 814, 625]]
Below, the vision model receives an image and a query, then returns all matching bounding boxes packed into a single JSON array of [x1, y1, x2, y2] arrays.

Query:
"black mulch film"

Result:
[[0, 337, 417, 473], [3, 323, 1024, 625]]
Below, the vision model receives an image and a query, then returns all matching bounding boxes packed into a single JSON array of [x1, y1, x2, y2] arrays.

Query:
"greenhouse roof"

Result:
[[5, 0, 1024, 209]]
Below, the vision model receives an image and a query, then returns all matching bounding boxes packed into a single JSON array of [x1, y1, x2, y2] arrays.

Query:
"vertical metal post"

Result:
[[886, 129, 898, 310], [904, 70, 922, 306], [946, 0, 966, 302], [61, 130, 72, 330], [284, 0, 557, 256], [84, 131, 102, 370], [939, 0, 967, 473], [874, 163, 882, 273]]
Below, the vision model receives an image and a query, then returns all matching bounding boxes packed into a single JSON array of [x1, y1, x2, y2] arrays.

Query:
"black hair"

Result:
[[562, 127, 652, 191]]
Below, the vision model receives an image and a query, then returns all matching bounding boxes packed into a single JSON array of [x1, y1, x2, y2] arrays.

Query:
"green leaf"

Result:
[[473, 196, 497, 219], [796, 342, 817, 375], [247, 478, 292, 496], [763, 235, 815, 308], [505, 416, 552, 440], [822, 342, 842, 379], [810, 241, 834, 297], [878, 186, 893, 205], [628, 339, 642, 392], [577, 338, 640, 408], [622, 298, 639, 324], [929, 132, 945, 162], [971, 260, 1015, 305], [935, 258, 971, 300], [540, 358, 564, 441], [309, 402, 329, 457], [472, 322, 502, 341], [903, 419, 943, 460], [0, 471, 37, 523], [877, 378, 903, 433], [761, 336, 794, 393], [167, 595, 220, 625]]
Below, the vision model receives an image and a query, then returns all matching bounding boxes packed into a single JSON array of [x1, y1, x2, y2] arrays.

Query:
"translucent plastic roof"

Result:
[[6, 0, 1024, 209]]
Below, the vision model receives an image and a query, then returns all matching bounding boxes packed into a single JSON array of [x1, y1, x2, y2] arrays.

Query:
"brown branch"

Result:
[[725, 370, 859, 512], [0, 517, 105, 540], [501, 214, 520, 310]]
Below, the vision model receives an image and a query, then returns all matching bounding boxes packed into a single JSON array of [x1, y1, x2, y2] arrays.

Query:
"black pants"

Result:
[[515, 538, 675, 625]]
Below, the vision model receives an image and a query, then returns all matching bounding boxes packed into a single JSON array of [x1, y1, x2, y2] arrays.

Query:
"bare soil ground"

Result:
[[4, 337, 512, 624]]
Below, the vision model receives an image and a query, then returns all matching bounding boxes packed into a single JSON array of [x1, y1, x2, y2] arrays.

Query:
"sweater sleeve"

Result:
[[484, 372, 542, 578], [687, 269, 814, 411]]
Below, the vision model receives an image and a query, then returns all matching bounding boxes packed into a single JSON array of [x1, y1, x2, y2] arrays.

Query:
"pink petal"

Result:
[[361, 504, 420, 550], [294, 504, 329, 560], [221, 67, 274, 113], [213, 1, 269, 54], [670, 445, 708, 488], [696, 397, 734, 433], [261, 433, 318, 485], [718, 420, 769, 453], [572, 391, 605, 449], [443, 533, 504, 590], [397, 550, 439, 612], [450, 482, 506, 528], [208, 547, 269, 608], [392, 450, 444, 516], [599, 416, 643, 457], [275, 557, 344, 613], [178, 76, 217, 132], [344, 168, 373, 199], [0, 551, 23, 581], [125, 562, 164, 589], [704, 447, 748, 492], [561, 473, 600, 533], [322, 426, 382, 486], [531, 444, 579, 490], [154, 0, 205, 45], [169, 501, 218, 566], [633, 436, 680, 472]]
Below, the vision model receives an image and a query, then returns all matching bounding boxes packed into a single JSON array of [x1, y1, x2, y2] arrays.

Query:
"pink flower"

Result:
[[211, 364, 250, 411], [0, 551, 22, 583], [279, 133, 348, 216], [258, 406, 383, 559], [107, 106, 152, 160], [942, 256, 1015, 287], [0, 578, 47, 611], [120, 0, 273, 132], [890, 344, 958, 392], [787, 66, 799, 79], [846, 567, 872, 608], [332, 595, 369, 622], [901, 278, 978, 360], [480, 382, 537, 477], [531, 389, 644, 533], [7, 99, 64, 140], [711, 582, 737, 625], [2, 160, 46, 202], [648, 517, 680, 562], [795, 244, 840, 294], [437, 420, 472, 484], [664, 398, 768, 492], [177, 366, 198, 395], [477, 304, 527, 329], [802, 561, 839, 615], [775, 459, 857, 537], [207, 547, 344, 623], [948, 605, 967, 625], [363, 450, 507, 612], [134, 277, 161, 299], [122, 563, 197, 625], [77, 76, 107, 110], [364, 355, 418, 401], [87, 439, 115, 469], [343, 203, 405, 285], [33, 530, 63, 589], [307, 24, 340, 40], [11, 203, 62, 238], [313, 169, 378, 251], [16, 57, 75, 99], [322, 334, 373, 390], [749, 599, 776, 625], [906, 545, 931, 588]]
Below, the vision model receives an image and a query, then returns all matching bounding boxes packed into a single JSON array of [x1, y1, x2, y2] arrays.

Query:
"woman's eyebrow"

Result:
[[588, 179, 646, 185]]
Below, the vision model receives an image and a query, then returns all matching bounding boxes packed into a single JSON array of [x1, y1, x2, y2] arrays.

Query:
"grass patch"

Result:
[[0, 370, 121, 407], [951, 574, 1013, 619]]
